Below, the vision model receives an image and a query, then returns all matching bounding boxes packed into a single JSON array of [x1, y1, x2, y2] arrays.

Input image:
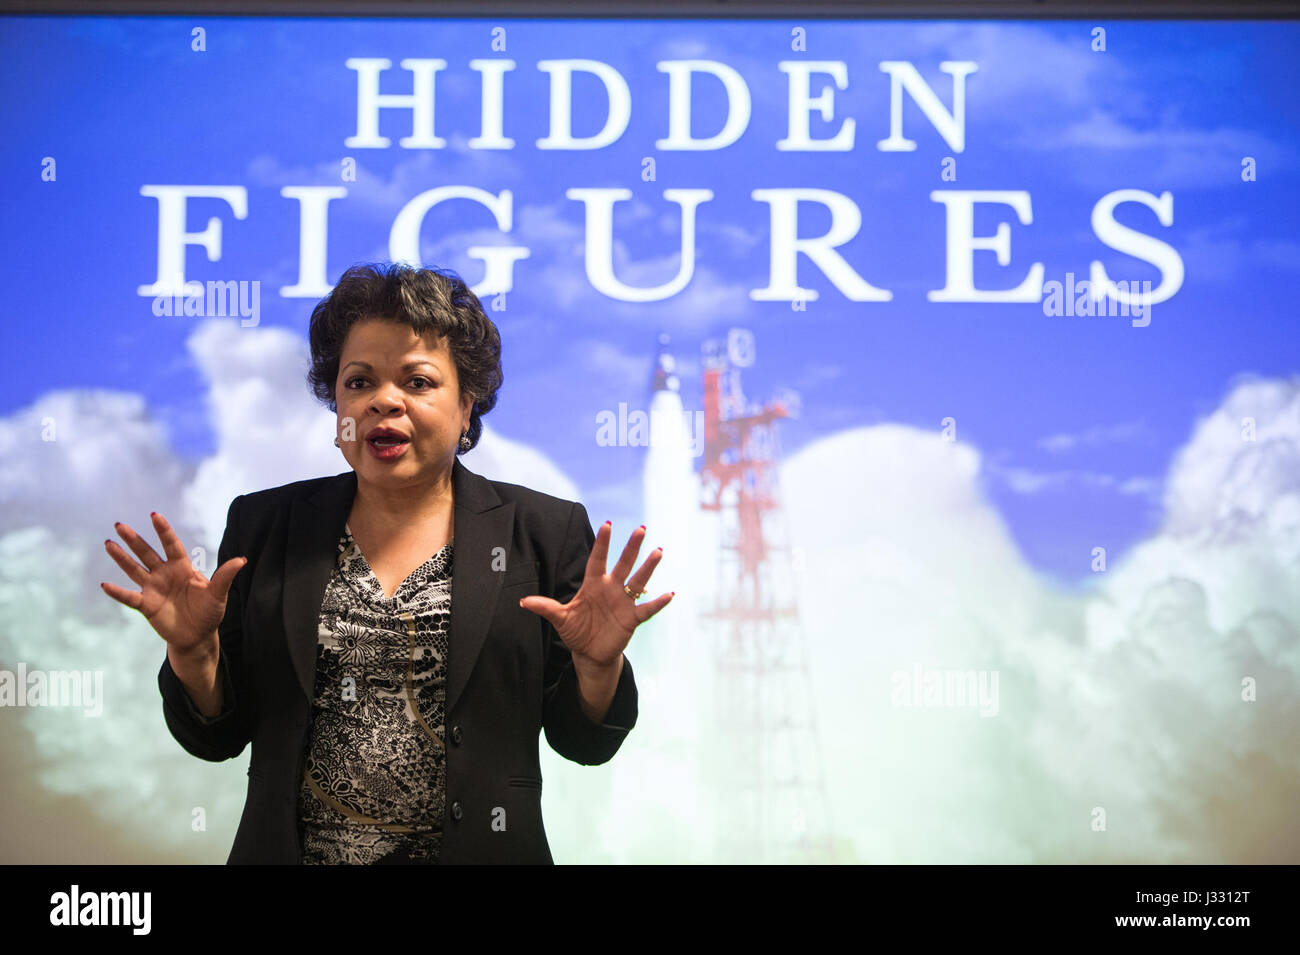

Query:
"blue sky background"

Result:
[[2, 15, 1297, 586]]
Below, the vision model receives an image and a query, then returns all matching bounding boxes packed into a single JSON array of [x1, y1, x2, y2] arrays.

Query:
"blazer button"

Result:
[[451, 801, 463, 822], [451, 725, 463, 745]]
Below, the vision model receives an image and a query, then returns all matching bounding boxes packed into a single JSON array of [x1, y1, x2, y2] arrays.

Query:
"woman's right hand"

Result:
[[100, 511, 246, 658]]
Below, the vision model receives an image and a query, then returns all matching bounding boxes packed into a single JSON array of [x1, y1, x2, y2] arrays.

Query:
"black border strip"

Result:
[[1, 1, 1299, 20]]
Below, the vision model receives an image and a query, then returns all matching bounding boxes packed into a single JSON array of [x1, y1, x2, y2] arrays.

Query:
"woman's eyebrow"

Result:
[[342, 359, 439, 371]]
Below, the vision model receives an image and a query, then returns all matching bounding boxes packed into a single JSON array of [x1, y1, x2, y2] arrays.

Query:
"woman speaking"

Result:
[[100, 262, 672, 864]]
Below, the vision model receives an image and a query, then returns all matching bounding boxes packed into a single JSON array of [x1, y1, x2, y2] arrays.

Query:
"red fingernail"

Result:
[[150, 511, 157, 516], [604, 521, 611, 527], [639, 524, 645, 531]]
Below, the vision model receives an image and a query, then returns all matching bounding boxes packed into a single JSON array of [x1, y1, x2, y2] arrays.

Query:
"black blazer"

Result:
[[157, 457, 638, 864]]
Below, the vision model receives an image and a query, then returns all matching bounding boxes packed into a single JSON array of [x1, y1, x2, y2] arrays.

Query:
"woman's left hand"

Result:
[[519, 521, 674, 668]]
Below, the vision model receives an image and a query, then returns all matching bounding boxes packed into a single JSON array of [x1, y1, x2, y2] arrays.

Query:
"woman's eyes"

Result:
[[344, 376, 434, 389]]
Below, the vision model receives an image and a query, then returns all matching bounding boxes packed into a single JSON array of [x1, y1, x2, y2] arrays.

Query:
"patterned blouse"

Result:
[[298, 524, 452, 865]]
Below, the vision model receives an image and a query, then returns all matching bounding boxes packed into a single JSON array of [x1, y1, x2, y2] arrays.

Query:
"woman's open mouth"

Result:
[[366, 432, 410, 460]]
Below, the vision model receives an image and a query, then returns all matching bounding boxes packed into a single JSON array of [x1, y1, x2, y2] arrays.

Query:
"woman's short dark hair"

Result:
[[307, 262, 503, 454]]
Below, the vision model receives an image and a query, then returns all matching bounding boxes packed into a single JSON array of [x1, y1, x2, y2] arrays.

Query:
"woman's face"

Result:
[[334, 318, 473, 490]]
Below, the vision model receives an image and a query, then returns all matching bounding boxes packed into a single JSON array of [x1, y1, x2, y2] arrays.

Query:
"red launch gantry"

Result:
[[698, 330, 841, 863]]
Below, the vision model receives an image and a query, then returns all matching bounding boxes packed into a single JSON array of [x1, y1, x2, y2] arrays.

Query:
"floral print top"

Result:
[[298, 524, 452, 865]]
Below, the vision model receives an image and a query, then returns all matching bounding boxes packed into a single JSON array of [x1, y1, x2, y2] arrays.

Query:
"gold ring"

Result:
[[624, 585, 645, 600]]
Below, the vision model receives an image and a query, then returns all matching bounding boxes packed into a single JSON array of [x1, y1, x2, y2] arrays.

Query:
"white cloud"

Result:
[[181, 320, 339, 549], [767, 378, 1300, 862], [907, 22, 1110, 113], [1038, 418, 1146, 454], [570, 338, 653, 390], [895, 23, 1293, 191], [1161, 375, 1300, 541], [247, 140, 524, 218], [0, 390, 188, 538], [986, 460, 1159, 500], [697, 220, 766, 255], [1176, 223, 1300, 285], [461, 426, 580, 503], [1015, 107, 1292, 189]]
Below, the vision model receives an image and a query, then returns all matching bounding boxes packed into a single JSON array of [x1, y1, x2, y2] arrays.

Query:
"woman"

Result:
[[100, 262, 672, 864]]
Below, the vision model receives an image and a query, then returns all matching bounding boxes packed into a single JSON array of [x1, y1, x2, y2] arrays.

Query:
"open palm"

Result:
[[520, 521, 673, 667], [100, 511, 246, 655]]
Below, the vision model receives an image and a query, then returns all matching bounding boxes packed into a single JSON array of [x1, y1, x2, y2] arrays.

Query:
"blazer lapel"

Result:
[[445, 459, 515, 715], [283, 470, 355, 703], [280, 458, 516, 716]]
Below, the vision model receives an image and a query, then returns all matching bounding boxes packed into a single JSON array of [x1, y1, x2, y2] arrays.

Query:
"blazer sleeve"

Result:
[[156, 494, 254, 761], [541, 500, 639, 766]]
